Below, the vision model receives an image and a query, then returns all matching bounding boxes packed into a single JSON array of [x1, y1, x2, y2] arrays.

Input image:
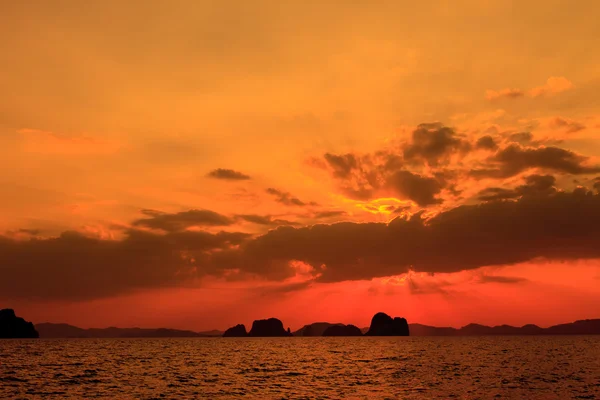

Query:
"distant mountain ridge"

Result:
[[35, 323, 222, 338], [34, 319, 600, 338], [406, 319, 600, 336]]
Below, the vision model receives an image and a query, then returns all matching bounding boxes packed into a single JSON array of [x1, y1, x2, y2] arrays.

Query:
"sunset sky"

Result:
[[2, 0, 600, 331]]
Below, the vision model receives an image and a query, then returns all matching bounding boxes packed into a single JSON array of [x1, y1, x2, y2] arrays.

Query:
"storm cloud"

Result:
[[3, 188, 600, 300], [215, 188, 600, 283]]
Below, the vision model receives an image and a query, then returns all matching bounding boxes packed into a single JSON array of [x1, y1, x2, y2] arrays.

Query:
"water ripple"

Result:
[[1, 336, 599, 399]]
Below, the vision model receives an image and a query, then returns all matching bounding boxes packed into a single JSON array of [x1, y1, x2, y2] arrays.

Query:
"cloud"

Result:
[[402, 123, 470, 166], [478, 174, 557, 201], [485, 77, 573, 101], [478, 275, 528, 284], [320, 124, 462, 204], [485, 88, 525, 101], [549, 117, 586, 133], [266, 188, 317, 207], [132, 209, 234, 232], [529, 77, 573, 98], [323, 153, 360, 179], [385, 170, 445, 206], [471, 144, 600, 179], [5, 186, 600, 300], [506, 132, 534, 144], [207, 168, 251, 180], [316, 121, 600, 209], [405, 274, 454, 295], [235, 214, 299, 227], [477, 187, 520, 201], [0, 229, 250, 300], [475, 135, 498, 150], [207, 187, 600, 283], [312, 210, 348, 219]]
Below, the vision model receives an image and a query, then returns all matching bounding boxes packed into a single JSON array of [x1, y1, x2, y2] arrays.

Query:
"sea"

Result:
[[1, 336, 599, 399]]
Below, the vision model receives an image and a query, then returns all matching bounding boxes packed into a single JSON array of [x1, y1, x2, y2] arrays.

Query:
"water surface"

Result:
[[1, 336, 599, 399]]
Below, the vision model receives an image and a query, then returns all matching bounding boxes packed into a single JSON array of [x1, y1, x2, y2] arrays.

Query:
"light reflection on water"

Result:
[[1, 336, 599, 399]]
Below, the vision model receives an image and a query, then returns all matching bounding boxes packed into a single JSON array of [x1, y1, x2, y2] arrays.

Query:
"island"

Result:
[[365, 312, 410, 336], [322, 324, 363, 336], [0, 309, 39, 339], [223, 318, 292, 337]]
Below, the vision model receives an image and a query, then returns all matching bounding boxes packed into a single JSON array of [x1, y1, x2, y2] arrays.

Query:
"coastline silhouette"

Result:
[[4, 308, 600, 339], [0, 309, 39, 338]]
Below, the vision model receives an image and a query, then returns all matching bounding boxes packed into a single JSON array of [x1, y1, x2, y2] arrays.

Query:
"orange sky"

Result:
[[2, 1, 600, 331]]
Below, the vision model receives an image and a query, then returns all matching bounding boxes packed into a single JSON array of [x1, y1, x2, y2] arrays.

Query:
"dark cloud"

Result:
[[266, 188, 317, 207], [478, 187, 520, 201], [471, 144, 600, 179], [132, 209, 234, 232], [506, 132, 534, 144], [478, 275, 528, 284], [518, 174, 557, 195], [207, 188, 600, 283], [0, 229, 249, 300], [4, 187, 600, 300], [478, 174, 557, 201], [312, 210, 348, 219], [322, 153, 380, 200], [323, 153, 359, 179], [207, 168, 251, 180], [316, 122, 600, 209], [320, 126, 458, 205], [140, 209, 165, 217], [235, 214, 299, 227], [475, 135, 498, 150], [594, 177, 600, 192], [386, 170, 444, 206], [403, 123, 469, 166]]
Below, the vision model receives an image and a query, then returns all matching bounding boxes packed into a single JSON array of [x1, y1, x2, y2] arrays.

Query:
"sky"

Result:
[[1, 0, 600, 331]]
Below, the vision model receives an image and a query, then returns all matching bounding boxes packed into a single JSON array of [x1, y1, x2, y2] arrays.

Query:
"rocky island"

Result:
[[223, 313, 410, 337], [365, 312, 410, 336], [322, 324, 363, 336], [223, 318, 292, 337], [222, 324, 248, 337], [294, 322, 343, 336], [0, 309, 39, 339]]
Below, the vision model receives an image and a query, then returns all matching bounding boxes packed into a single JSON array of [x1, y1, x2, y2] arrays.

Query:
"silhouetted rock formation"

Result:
[[365, 312, 409, 336], [0, 309, 39, 339], [222, 324, 248, 337], [28, 317, 600, 338], [248, 318, 292, 337], [294, 322, 343, 336], [322, 324, 363, 336]]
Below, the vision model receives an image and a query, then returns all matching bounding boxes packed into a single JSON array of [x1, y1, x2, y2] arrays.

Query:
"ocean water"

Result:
[[1, 337, 599, 399]]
